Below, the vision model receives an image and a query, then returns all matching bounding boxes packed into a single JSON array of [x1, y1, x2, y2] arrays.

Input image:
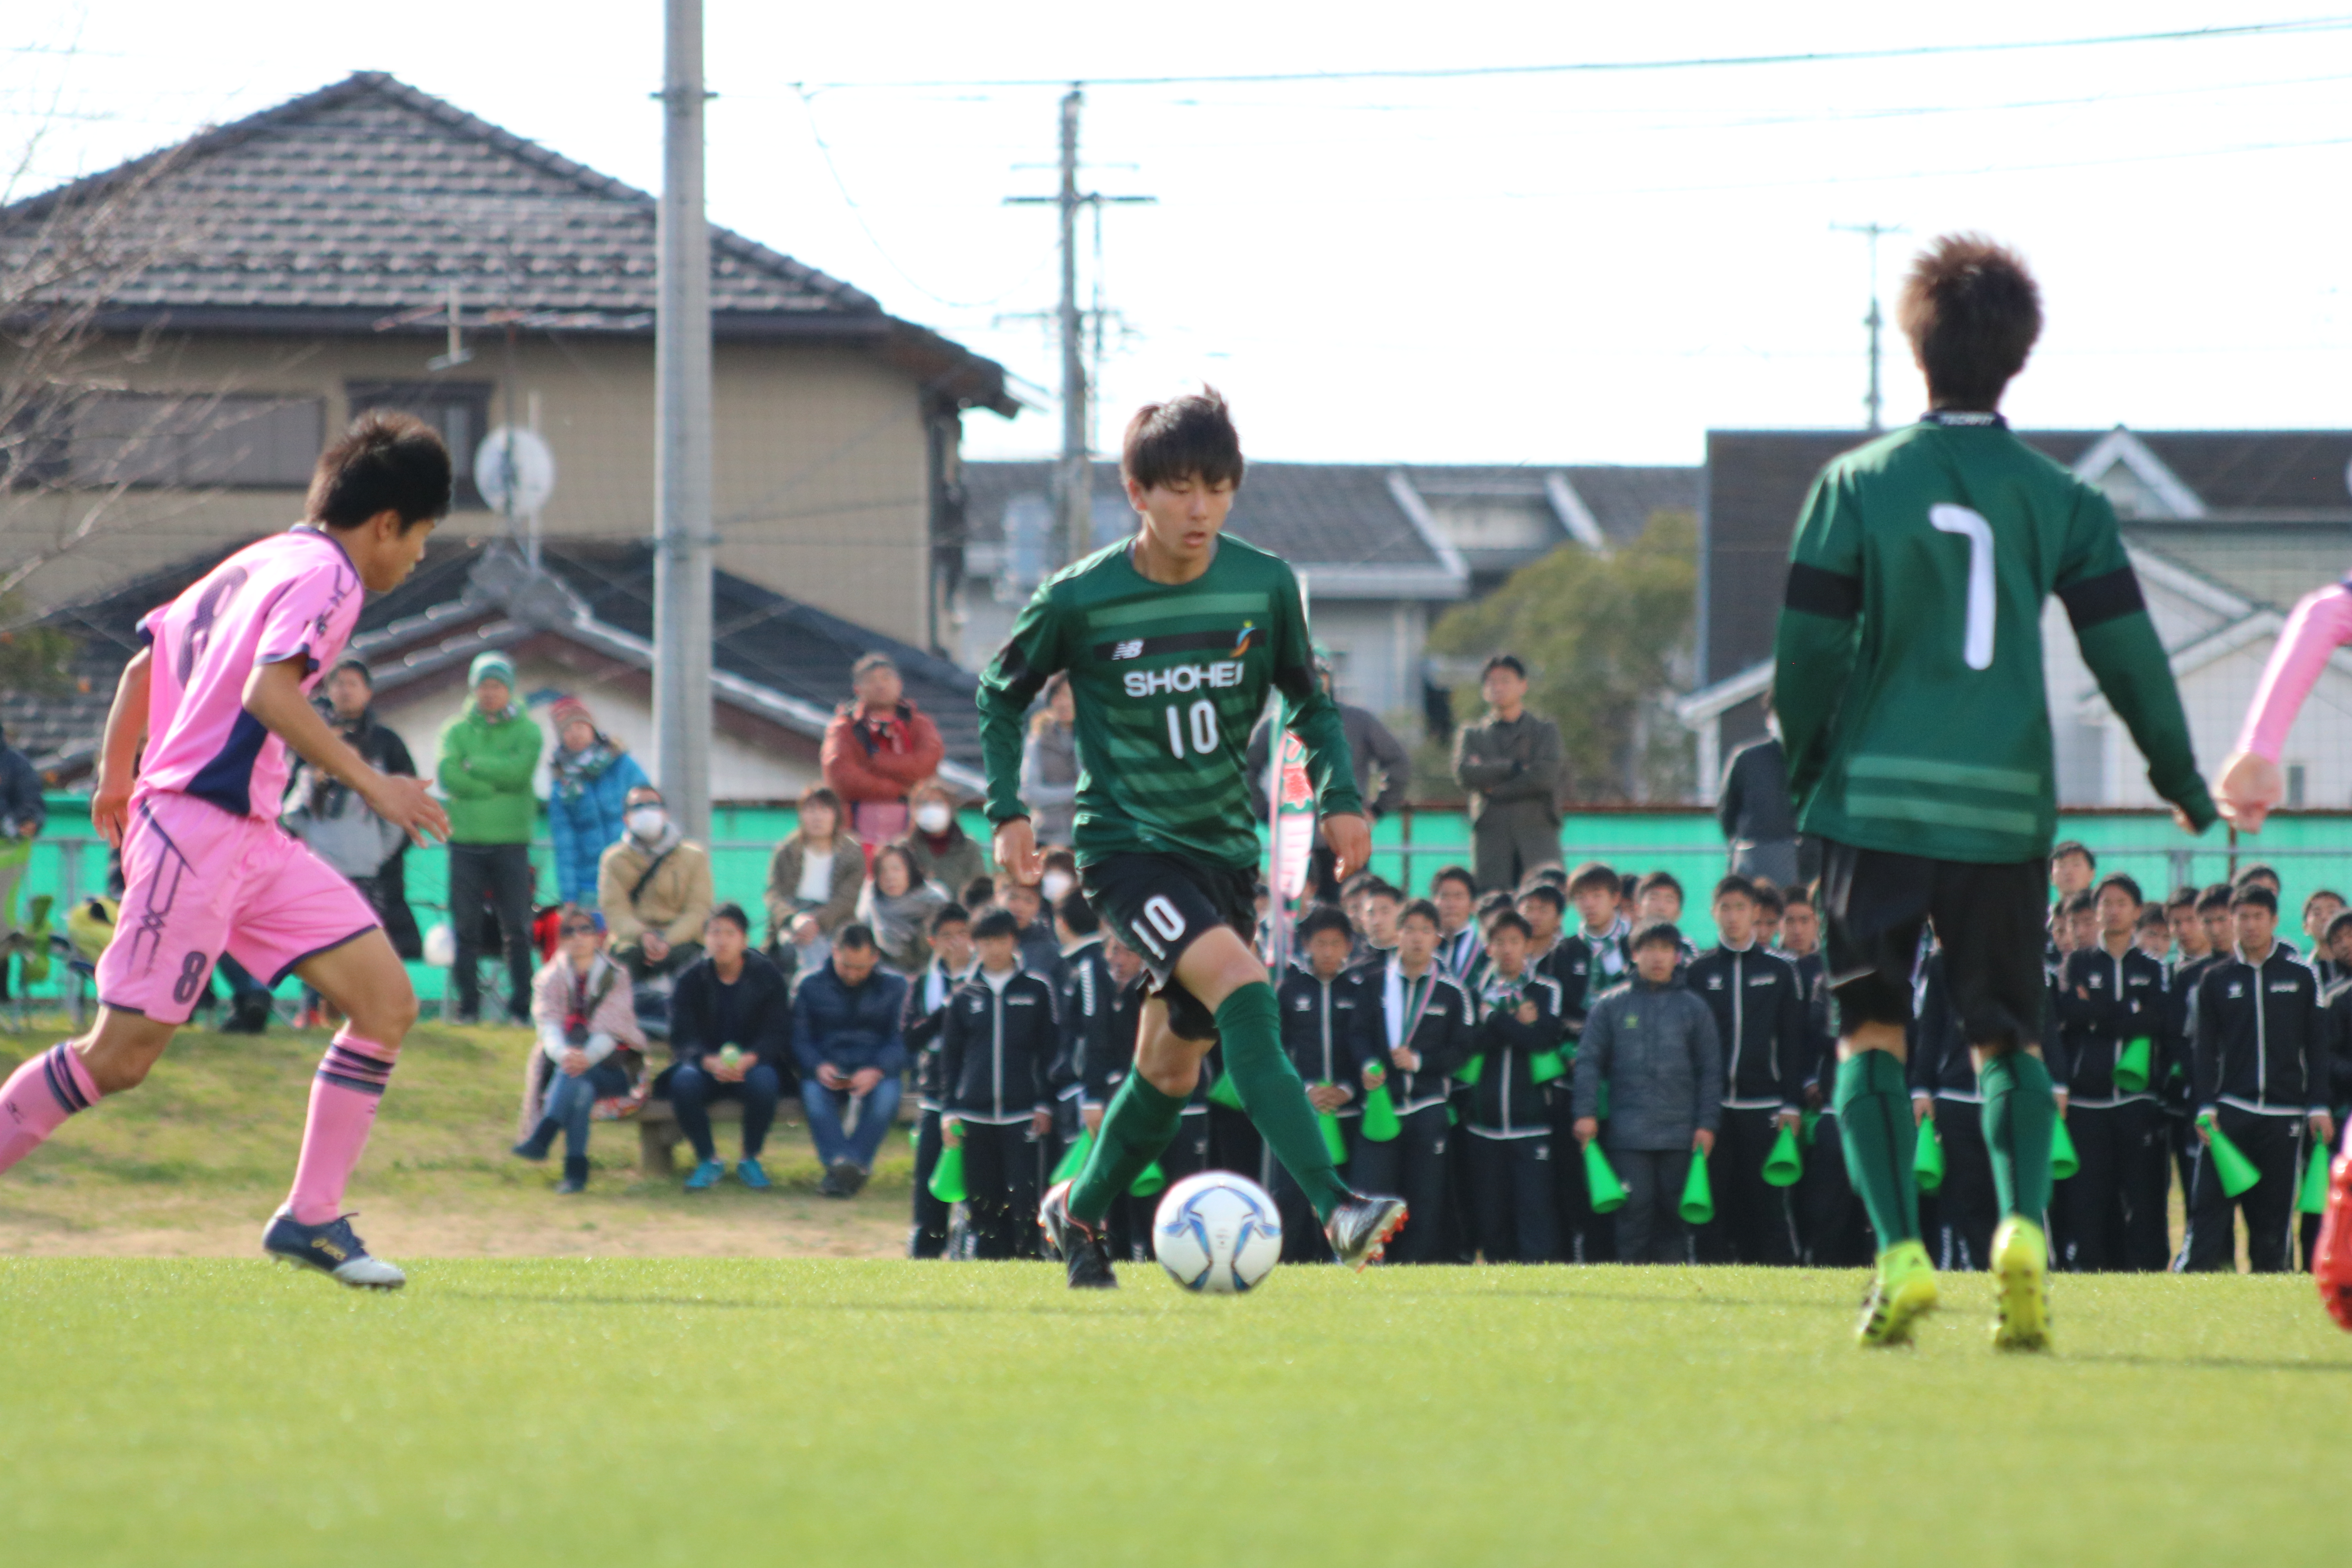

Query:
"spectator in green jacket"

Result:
[[438, 651, 545, 1024]]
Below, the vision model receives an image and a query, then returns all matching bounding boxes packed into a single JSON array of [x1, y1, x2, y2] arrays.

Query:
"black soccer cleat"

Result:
[[1039, 1180, 1118, 1289], [1325, 1192, 1409, 1271]]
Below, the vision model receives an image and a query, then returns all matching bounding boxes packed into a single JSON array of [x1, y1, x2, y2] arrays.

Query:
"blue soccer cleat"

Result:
[[261, 1207, 406, 1290]]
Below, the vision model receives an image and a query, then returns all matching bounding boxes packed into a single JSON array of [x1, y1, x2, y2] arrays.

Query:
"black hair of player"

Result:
[[2049, 840, 2094, 870], [1630, 920, 1683, 954], [330, 657, 372, 688], [1482, 653, 1526, 680], [2230, 884, 2278, 914], [310, 410, 452, 530], [959, 875, 996, 910], [2166, 885, 2200, 911], [1339, 870, 1376, 900], [1567, 860, 1619, 897], [1298, 904, 1355, 942], [2197, 883, 2234, 913], [1781, 885, 1813, 909], [835, 921, 878, 951], [1398, 898, 1442, 931], [2094, 873, 2143, 907], [970, 907, 1023, 942], [1528, 866, 1569, 889], [1516, 883, 1566, 914], [1896, 233, 2042, 411], [929, 902, 970, 936], [1476, 890, 1515, 919], [1056, 890, 1100, 935], [708, 901, 750, 934], [2234, 862, 2281, 891], [2305, 888, 2347, 918], [1486, 909, 1533, 943], [1121, 387, 1244, 493], [1637, 870, 1683, 900], [1752, 885, 1785, 917], [2327, 909, 2352, 945], [1431, 865, 1477, 897], [1041, 847, 1078, 875], [1362, 880, 1402, 905], [2060, 890, 2096, 917], [2137, 902, 2170, 929], [1712, 875, 1757, 906]]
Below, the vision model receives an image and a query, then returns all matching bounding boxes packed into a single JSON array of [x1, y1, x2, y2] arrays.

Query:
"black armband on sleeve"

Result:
[[1783, 563, 1862, 620], [2058, 566, 2144, 632]]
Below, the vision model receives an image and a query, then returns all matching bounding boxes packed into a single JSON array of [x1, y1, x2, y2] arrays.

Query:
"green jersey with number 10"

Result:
[[1773, 413, 2216, 865], [978, 533, 1363, 871]]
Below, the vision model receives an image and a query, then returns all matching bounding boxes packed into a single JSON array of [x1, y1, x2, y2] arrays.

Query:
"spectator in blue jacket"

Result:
[[546, 695, 648, 910], [793, 922, 911, 1197], [665, 904, 793, 1192]]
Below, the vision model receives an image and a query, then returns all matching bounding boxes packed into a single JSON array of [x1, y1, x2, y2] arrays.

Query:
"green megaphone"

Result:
[[1763, 1122, 1804, 1187], [1455, 1053, 1484, 1088], [2113, 1036, 2152, 1095], [1528, 1048, 1566, 1085], [1913, 1118, 1945, 1194], [1583, 1140, 1627, 1214], [1316, 1098, 1349, 1165], [1361, 1074, 1401, 1142], [929, 1129, 967, 1203], [1129, 1161, 1167, 1199], [2302, 1142, 2336, 1216], [1679, 1147, 1715, 1226], [1051, 1128, 1094, 1185], [2050, 1114, 2081, 1182], [2198, 1113, 2258, 1198], [1207, 1072, 1244, 1111]]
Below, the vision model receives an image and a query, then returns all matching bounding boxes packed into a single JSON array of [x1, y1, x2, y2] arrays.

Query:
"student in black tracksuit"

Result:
[[1544, 861, 1633, 1262], [1052, 893, 1114, 1205], [1686, 876, 1806, 1265], [1909, 948, 2000, 1270], [939, 908, 1060, 1260], [1463, 910, 1565, 1263], [1274, 906, 1374, 1261], [1797, 955, 1874, 1267], [1079, 936, 1212, 1261], [902, 903, 976, 1258], [2181, 886, 2336, 1274], [2168, 884, 2235, 1201], [2053, 873, 2176, 1272], [1350, 899, 1474, 1264]]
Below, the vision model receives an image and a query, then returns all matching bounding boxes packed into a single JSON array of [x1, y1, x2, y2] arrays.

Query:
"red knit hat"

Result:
[[550, 696, 594, 732]]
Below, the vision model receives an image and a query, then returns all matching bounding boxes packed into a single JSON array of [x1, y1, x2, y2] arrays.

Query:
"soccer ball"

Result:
[[1152, 1172, 1283, 1293]]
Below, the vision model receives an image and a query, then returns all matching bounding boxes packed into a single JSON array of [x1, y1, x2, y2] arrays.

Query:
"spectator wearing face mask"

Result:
[[820, 652, 944, 847], [599, 785, 715, 995], [895, 779, 986, 900]]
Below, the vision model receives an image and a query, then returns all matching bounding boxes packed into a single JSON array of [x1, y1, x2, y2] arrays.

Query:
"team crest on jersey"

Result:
[[1111, 639, 1145, 660], [1229, 622, 1258, 659]]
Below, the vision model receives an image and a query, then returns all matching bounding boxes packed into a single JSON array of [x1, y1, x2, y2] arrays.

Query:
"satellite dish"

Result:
[[474, 427, 556, 517]]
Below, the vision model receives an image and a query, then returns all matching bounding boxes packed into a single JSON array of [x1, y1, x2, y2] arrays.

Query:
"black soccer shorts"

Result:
[[1078, 851, 1258, 1042], [1820, 838, 2046, 1051]]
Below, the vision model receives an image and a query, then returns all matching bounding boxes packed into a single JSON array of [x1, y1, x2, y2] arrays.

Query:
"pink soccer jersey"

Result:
[[134, 526, 365, 819]]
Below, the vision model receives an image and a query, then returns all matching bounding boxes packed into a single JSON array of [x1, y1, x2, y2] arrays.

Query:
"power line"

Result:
[[793, 15, 2352, 92]]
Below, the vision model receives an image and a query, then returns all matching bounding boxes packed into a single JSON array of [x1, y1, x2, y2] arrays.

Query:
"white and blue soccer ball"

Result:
[[1152, 1171, 1283, 1293]]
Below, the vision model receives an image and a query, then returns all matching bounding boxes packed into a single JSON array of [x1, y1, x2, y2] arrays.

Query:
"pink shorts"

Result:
[[98, 791, 381, 1024]]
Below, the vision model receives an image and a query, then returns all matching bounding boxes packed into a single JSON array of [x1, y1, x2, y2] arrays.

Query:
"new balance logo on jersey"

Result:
[[1123, 661, 1245, 697], [1111, 639, 1145, 660]]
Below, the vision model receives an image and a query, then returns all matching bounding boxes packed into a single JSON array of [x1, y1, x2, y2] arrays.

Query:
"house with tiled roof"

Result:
[[0, 70, 1018, 647], [1677, 426, 2352, 809], [955, 459, 1697, 724]]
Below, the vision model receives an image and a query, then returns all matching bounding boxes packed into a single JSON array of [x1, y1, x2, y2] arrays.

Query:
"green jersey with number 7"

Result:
[[1773, 410, 2217, 864]]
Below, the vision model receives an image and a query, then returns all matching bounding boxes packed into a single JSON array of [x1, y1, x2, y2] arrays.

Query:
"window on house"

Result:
[[7, 392, 323, 488], [345, 380, 494, 507]]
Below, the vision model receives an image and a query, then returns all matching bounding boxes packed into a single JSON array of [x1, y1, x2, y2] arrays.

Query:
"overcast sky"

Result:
[[9, 2, 2352, 469]]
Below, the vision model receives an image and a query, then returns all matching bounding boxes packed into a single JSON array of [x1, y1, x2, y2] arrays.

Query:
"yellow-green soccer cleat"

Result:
[[1990, 1216, 2052, 1352], [1856, 1238, 1939, 1348]]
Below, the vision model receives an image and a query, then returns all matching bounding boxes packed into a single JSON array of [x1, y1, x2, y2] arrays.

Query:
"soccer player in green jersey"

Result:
[[1773, 235, 2217, 1350], [978, 390, 1409, 1287]]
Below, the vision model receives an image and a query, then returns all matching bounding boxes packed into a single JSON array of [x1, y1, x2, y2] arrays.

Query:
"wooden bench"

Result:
[[635, 1097, 740, 1176]]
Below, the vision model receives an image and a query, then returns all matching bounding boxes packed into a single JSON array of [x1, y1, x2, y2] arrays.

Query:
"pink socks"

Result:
[[0, 1044, 101, 1176], [287, 1031, 398, 1225]]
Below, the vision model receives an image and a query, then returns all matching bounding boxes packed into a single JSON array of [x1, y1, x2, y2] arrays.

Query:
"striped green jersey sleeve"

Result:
[[977, 534, 1363, 871], [1771, 417, 2213, 865]]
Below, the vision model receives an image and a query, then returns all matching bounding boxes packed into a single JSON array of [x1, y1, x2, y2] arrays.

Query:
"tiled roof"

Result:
[[1558, 465, 1704, 540], [2, 532, 981, 778], [0, 72, 1015, 412]]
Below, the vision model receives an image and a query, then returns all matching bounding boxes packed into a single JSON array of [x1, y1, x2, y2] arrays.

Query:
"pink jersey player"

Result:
[[2214, 578, 2352, 1331], [0, 412, 452, 1289]]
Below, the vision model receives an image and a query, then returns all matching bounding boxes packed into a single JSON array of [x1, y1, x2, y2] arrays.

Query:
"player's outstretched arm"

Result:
[[89, 646, 153, 848], [2217, 583, 2352, 831], [243, 655, 449, 845]]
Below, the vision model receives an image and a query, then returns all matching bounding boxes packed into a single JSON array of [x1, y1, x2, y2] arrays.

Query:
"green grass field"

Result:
[[1, 1258, 2344, 1568]]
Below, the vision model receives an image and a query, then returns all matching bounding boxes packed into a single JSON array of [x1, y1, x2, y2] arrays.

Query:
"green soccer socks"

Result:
[[1067, 1072, 1186, 1226], [1979, 1049, 2056, 1221], [1835, 1050, 1921, 1247], [1218, 981, 1354, 1222]]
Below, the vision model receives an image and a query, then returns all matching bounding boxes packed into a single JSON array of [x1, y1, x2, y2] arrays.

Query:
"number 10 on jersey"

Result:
[[1165, 699, 1218, 757]]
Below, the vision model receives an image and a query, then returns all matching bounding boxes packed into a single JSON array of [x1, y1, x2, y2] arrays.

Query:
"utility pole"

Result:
[[653, 0, 714, 842], [1007, 88, 1153, 568], [1832, 222, 1905, 432]]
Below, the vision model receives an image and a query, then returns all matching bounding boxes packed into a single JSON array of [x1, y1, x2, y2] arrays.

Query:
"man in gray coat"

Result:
[[1573, 920, 1724, 1263], [1451, 654, 1563, 893]]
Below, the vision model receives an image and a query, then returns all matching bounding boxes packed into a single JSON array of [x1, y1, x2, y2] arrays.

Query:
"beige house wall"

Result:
[[2, 331, 937, 642]]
